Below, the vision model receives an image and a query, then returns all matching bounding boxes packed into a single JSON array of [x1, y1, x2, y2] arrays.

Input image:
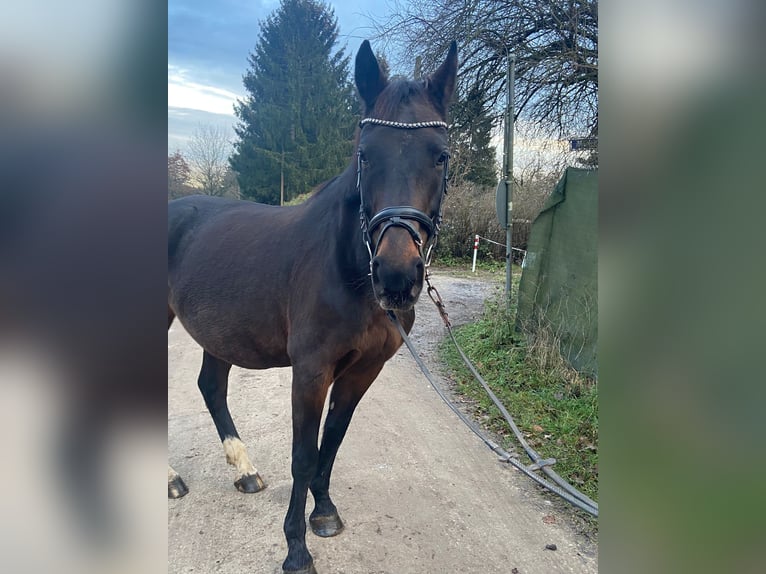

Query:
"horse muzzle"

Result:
[[370, 254, 424, 311], [362, 206, 434, 311]]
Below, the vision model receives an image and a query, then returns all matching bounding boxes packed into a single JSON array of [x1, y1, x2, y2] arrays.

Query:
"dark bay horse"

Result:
[[168, 40, 457, 574]]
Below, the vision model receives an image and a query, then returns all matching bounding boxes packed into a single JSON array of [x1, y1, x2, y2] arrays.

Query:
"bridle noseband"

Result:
[[357, 117, 449, 268]]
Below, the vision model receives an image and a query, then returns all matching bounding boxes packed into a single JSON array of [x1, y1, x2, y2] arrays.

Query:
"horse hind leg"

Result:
[[168, 465, 189, 498], [197, 350, 265, 493], [223, 436, 265, 492], [168, 308, 190, 498]]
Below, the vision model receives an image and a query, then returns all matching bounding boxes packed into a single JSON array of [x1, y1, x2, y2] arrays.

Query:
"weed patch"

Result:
[[439, 295, 599, 510]]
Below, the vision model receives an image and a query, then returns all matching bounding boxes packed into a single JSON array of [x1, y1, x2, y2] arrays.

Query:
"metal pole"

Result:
[[505, 55, 515, 309]]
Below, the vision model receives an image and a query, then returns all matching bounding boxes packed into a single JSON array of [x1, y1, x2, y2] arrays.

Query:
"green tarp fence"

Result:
[[515, 167, 597, 377]]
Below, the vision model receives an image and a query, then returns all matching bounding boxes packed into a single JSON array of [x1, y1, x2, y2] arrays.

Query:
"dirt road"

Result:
[[168, 269, 597, 574]]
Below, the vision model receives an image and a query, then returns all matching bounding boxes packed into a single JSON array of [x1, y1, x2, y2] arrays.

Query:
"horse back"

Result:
[[169, 195, 253, 266]]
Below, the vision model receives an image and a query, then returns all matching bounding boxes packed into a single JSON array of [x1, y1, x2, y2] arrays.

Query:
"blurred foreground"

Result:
[[1, 2, 166, 573], [0, 1, 764, 573]]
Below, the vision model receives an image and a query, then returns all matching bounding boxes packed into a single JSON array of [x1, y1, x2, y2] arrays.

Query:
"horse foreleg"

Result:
[[282, 367, 332, 574], [197, 350, 265, 493], [309, 362, 383, 537]]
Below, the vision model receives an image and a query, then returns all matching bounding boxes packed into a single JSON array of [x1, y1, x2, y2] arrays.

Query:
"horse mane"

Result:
[[314, 175, 340, 195], [306, 159, 354, 198]]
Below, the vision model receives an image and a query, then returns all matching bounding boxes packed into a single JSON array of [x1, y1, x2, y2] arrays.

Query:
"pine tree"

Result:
[[450, 85, 498, 189], [230, 0, 356, 204]]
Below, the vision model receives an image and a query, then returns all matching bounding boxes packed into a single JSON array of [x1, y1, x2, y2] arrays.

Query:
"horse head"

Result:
[[354, 40, 457, 311]]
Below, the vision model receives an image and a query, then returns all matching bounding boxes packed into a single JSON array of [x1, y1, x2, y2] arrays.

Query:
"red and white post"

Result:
[[471, 234, 480, 272]]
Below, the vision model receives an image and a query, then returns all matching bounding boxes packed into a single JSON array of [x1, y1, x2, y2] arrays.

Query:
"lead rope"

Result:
[[389, 272, 599, 517]]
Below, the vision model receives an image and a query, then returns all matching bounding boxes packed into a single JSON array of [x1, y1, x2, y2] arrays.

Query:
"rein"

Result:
[[357, 118, 449, 268]]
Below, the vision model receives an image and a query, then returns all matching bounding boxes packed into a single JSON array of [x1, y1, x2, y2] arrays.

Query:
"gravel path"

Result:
[[168, 268, 597, 574]]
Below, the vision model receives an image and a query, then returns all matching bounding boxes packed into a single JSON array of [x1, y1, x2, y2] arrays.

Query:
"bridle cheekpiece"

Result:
[[357, 117, 450, 270]]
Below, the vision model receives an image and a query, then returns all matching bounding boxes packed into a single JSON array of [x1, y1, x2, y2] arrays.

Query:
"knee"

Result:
[[291, 451, 318, 482]]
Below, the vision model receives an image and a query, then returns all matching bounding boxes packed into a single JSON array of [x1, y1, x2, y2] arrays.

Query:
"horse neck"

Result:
[[302, 163, 370, 281]]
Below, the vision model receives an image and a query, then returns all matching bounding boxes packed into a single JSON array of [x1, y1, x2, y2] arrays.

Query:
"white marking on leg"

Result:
[[222, 437, 258, 478]]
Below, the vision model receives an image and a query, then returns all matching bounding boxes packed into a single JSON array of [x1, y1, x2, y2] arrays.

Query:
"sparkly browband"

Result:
[[359, 118, 448, 129]]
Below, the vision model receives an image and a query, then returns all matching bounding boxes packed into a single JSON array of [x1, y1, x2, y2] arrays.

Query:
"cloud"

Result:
[[168, 64, 242, 116], [168, 107, 238, 154]]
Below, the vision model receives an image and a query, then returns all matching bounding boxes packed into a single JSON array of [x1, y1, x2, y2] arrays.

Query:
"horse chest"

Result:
[[356, 316, 406, 362]]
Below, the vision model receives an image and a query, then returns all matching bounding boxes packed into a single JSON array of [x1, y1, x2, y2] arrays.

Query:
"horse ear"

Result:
[[355, 40, 387, 112], [426, 41, 458, 117]]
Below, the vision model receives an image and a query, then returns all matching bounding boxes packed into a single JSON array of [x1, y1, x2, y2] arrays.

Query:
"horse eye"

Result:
[[358, 150, 369, 165], [436, 151, 450, 166]]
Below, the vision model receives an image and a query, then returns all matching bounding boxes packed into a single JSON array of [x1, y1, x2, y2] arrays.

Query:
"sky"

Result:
[[168, 0, 389, 153], [166, 1, 566, 170]]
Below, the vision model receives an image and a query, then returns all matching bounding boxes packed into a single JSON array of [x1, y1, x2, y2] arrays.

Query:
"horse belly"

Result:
[[170, 269, 292, 370], [179, 312, 291, 370]]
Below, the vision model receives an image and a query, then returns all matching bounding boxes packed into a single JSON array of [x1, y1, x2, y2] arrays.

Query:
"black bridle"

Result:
[[356, 117, 450, 268]]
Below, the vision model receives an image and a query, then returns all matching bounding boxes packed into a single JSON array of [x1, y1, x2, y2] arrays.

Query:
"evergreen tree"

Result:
[[450, 85, 498, 189], [231, 0, 356, 204]]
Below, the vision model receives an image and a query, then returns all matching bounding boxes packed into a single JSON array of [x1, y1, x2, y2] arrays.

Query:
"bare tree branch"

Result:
[[187, 124, 236, 197], [374, 0, 598, 140]]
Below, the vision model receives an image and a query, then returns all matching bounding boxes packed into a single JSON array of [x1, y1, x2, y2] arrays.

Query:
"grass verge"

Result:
[[439, 294, 598, 520]]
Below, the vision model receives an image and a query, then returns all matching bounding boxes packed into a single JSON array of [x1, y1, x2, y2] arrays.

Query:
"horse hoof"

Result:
[[234, 472, 266, 493], [283, 564, 317, 574], [309, 511, 344, 537], [168, 475, 189, 499]]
